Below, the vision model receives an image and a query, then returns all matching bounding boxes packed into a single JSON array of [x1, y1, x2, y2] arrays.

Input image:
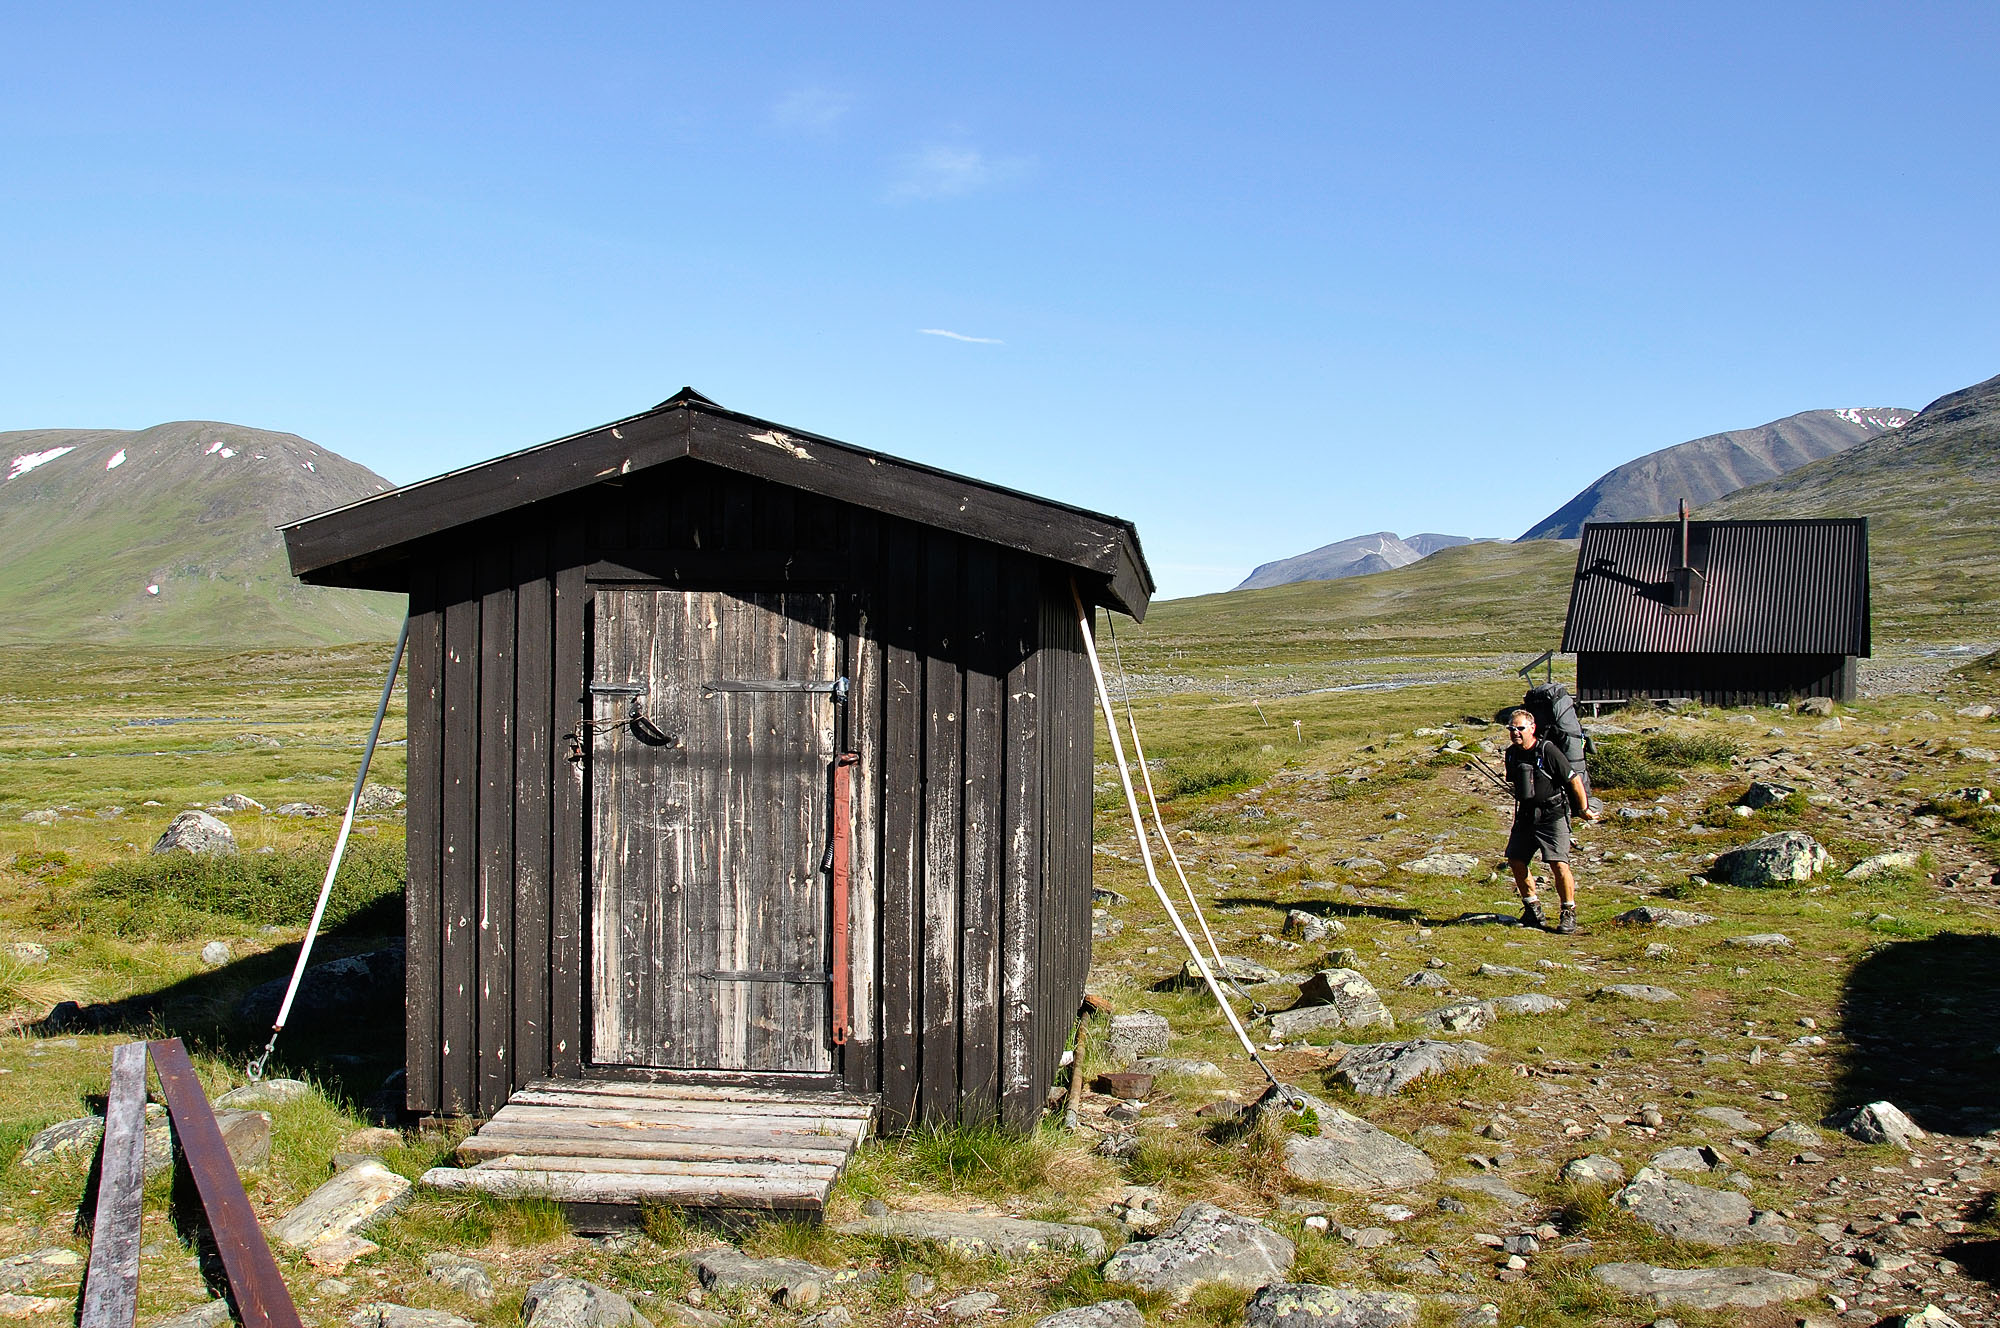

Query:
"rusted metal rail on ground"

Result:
[[79, 1039, 303, 1328]]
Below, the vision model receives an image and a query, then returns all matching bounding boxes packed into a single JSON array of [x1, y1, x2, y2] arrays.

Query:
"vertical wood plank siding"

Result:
[[401, 463, 1099, 1127]]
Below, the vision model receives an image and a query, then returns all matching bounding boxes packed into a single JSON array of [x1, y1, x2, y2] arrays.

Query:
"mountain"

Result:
[[0, 421, 402, 646], [1518, 406, 1914, 540], [1235, 531, 1482, 591], [1701, 372, 2000, 642]]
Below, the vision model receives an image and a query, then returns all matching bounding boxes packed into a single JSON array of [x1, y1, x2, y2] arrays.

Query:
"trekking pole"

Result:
[[1465, 750, 1512, 795]]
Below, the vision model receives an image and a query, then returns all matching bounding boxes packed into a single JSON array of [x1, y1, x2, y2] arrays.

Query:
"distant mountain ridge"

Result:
[[1701, 373, 2000, 639], [1235, 531, 1483, 590], [1517, 406, 1913, 540], [0, 421, 402, 645]]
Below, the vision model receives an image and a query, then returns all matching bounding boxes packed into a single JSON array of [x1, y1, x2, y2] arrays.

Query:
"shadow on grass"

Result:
[[1832, 931, 2000, 1135], [32, 892, 406, 1116], [1218, 897, 1424, 925]]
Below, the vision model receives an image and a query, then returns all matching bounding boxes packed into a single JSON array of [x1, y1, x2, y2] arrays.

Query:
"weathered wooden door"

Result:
[[589, 588, 840, 1073]]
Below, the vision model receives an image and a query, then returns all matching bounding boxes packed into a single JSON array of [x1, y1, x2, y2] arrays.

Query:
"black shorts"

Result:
[[1507, 810, 1570, 865]]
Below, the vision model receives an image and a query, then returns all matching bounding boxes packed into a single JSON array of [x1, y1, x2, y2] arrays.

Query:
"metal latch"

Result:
[[699, 970, 832, 985]]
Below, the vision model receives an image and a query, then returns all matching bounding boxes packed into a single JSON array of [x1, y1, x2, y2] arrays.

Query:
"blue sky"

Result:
[[4, 4, 1996, 599]]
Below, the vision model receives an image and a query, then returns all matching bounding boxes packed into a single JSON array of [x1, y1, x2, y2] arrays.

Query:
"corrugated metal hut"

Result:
[[281, 389, 1152, 1138], [1561, 513, 1869, 705]]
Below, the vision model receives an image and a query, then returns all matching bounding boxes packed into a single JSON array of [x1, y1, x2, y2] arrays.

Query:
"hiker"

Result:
[[1503, 707, 1599, 932]]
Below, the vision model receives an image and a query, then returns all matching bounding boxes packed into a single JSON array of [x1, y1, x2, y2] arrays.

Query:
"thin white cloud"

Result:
[[920, 328, 1004, 345], [889, 144, 1033, 200], [772, 86, 851, 135]]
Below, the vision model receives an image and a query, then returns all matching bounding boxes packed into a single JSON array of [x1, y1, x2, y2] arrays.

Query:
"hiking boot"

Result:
[[1520, 899, 1546, 930], [1557, 904, 1579, 934]]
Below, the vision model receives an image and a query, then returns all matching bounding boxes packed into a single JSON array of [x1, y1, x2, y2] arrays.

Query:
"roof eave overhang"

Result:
[[282, 400, 1154, 618]]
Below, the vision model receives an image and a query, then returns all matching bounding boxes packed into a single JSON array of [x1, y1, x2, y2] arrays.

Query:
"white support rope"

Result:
[[247, 617, 410, 1081], [1103, 616, 1265, 1017], [1072, 584, 1287, 1096]]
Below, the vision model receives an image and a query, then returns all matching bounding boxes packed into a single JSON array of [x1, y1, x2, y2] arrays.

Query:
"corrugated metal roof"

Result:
[[1561, 517, 1869, 656]]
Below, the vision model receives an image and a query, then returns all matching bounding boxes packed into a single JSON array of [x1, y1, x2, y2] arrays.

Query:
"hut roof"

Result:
[[1560, 517, 1869, 657], [281, 388, 1154, 618]]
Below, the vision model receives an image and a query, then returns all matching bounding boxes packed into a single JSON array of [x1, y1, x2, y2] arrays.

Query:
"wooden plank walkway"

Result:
[[419, 1079, 876, 1217]]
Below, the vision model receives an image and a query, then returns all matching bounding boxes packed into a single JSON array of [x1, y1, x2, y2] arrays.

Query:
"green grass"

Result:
[[68, 841, 404, 941]]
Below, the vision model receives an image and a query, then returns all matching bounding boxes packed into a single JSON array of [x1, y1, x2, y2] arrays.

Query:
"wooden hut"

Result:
[[282, 390, 1151, 1171], [1561, 512, 1869, 706]]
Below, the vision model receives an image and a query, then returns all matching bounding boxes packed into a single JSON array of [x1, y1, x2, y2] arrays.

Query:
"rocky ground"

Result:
[[0, 662, 1996, 1328]]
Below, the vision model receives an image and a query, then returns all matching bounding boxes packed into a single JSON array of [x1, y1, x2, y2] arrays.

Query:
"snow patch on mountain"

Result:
[[8, 447, 76, 481], [106, 450, 127, 470], [1834, 408, 1912, 429]]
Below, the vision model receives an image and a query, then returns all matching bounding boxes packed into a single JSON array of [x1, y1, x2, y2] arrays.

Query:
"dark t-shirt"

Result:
[[1505, 739, 1573, 817]]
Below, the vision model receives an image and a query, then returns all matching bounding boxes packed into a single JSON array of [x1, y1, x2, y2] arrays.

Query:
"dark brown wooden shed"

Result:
[[282, 389, 1152, 1141]]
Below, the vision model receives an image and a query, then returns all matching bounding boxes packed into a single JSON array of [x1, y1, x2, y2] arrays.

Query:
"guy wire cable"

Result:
[[1103, 613, 1267, 1018], [247, 616, 409, 1082], [1071, 582, 1294, 1102]]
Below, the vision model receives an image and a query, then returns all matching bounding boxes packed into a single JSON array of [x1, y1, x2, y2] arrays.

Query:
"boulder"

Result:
[[1243, 1284, 1420, 1328], [835, 1211, 1106, 1261], [1418, 1001, 1492, 1034], [1560, 1155, 1626, 1187], [685, 1248, 826, 1307], [274, 803, 331, 818], [1278, 1101, 1437, 1191], [1692, 1105, 1763, 1132], [1400, 971, 1450, 990], [145, 1301, 232, 1328], [215, 1109, 272, 1171], [1799, 697, 1835, 717], [1595, 984, 1680, 1004], [1099, 1202, 1294, 1304], [0, 1296, 70, 1319], [425, 1253, 496, 1301], [1330, 1040, 1490, 1097], [1762, 1121, 1822, 1149], [1956, 704, 1996, 719], [1182, 956, 1282, 986], [215, 1078, 312, 1108], [1589, 1262, 1816, 1310], [267, 1160, 412, 1249], [349, 1308, 476, 1328], [520, 1279, 655, 1328], [1396, 853, 1484, 878], [1708, 831, 1828, 886], [1615, 906, 1714, 928], [1446, 1174, 1530, 1208], [1132, 1058, 1224, 1080], [1609, 1168, 1795, 1247], [1650, 1146, 1722, 1173], [1283, 910, 1342, 943], [1737, 781, 1794, 809], [151, 811, 236, 856], [306, 1236, 380, 1272], [199, 941, 231, 968], [238, 944, 405, 1026], [1287, 969, 1392, 1029], [1032, 1301, 1143, 1328], [357, 784, 405, 812], [1488, 993, 1565, 1017], [1104, 1013, 1171, 1062], [1839, 1100, 1925, 1149], [20, 1117, 102, 1167], [1725, 933, 1792, 950], [1846, 851, 1926, 881], [941, 1293, 999, 1321], [0, 1248, 81, 1292]]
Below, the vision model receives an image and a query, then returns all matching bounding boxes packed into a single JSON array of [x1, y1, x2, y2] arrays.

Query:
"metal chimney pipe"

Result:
[[1679, 499, 1690, 569]]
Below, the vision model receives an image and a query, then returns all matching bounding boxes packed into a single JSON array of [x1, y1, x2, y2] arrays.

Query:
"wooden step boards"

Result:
[[418, 1079, 876, 1219]]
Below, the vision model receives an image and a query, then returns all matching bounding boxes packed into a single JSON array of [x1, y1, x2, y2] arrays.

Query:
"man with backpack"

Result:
[[1504, 707, 1600, 933]]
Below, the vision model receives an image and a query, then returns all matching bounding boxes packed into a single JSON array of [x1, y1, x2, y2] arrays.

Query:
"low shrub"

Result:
[[1584, 740, 1679, 792], [1157, 746, 1271, 799], [75, 842, 406, 941], [1638, 732, 1740, 767]]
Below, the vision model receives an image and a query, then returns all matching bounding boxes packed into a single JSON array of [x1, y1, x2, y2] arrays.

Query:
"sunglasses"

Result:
[[1507, 724, 1531, 732]]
